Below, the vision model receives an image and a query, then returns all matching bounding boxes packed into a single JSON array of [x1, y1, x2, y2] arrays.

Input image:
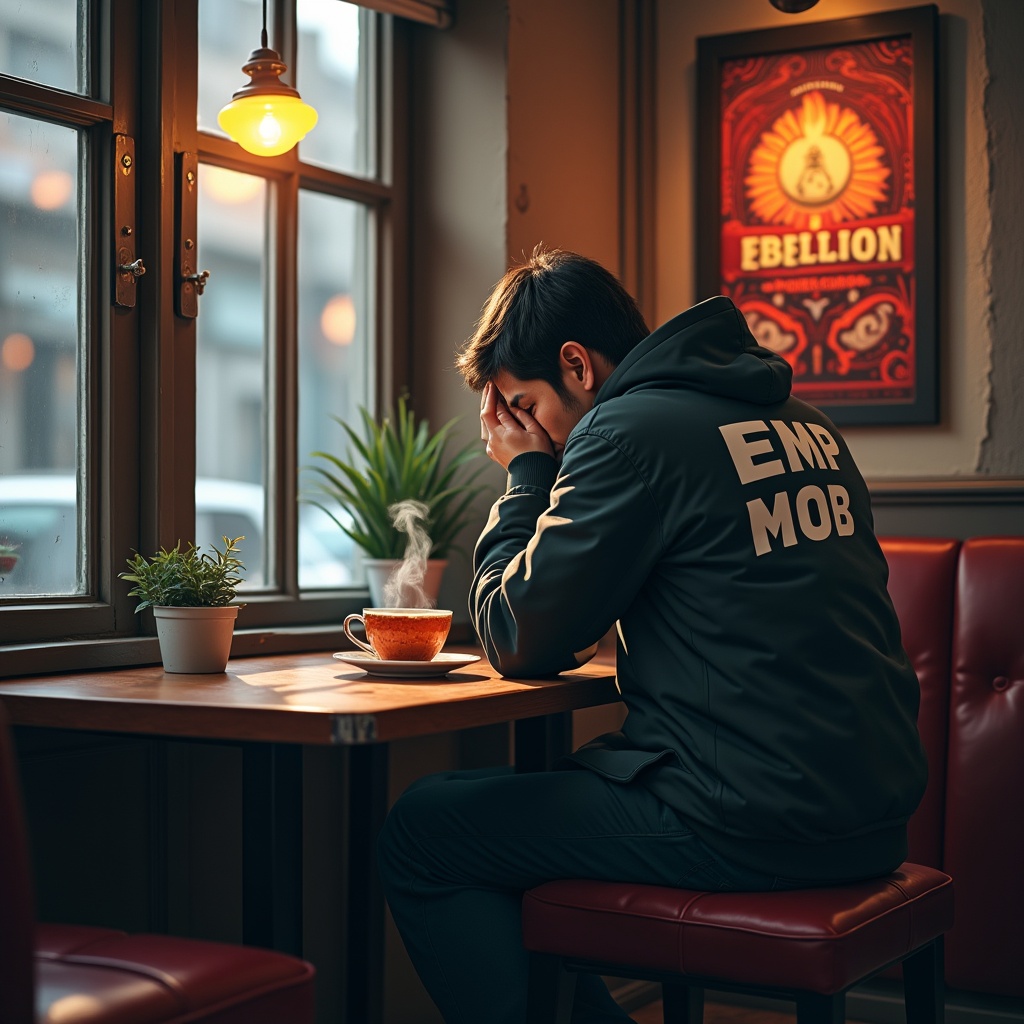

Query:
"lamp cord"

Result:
[[261, 0, 268, 49]]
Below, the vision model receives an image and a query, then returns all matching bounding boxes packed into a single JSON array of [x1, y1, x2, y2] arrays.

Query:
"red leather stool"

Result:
[[523, 864, 954, 1024], [0, 706, 316, 1024]]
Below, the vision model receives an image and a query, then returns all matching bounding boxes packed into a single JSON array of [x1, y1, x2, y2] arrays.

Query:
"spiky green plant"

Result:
[[303, 396, 485, 560], [119, 536, 245, 611]]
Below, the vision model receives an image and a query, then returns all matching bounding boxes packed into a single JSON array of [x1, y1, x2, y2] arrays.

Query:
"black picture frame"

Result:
[[696, 5, 938, 425]]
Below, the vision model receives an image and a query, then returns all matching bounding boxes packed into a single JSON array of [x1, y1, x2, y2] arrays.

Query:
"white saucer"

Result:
[[333, 651, 481, 678]]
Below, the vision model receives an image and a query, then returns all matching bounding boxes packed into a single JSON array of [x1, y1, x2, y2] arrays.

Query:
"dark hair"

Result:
[[455, 246, 650, 397]]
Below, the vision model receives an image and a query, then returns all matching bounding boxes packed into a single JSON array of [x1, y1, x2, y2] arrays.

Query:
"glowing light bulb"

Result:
[[217, 39, 318, 158], [258, 111, 282, 147], [218, 94, 318, 157]]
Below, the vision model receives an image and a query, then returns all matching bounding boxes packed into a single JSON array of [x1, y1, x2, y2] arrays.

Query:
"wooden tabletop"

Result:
[[0, 647, 620, 746]]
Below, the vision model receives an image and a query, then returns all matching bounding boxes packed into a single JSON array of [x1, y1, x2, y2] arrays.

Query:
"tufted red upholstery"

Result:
[[879, 538, 959, 869], [943, 537, 1024, 995], [522, 533, 1020, 1024], [879, 536, 1024, 998], [522, 865, 953, 996], [0, 707, 317, 1024]]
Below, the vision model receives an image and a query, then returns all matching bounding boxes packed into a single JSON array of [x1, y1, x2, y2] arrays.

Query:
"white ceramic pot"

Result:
[[153, 605, 239, 673], [361, 559, 447, 608]]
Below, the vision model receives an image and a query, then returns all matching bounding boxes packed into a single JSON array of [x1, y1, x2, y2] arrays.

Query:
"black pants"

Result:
[[377, 765, 787, 1024]]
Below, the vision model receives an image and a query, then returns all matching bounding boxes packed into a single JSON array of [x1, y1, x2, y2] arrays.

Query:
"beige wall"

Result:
[[506, 0, 624, 272], [412, 0, 1022, 610], [409, 0, 509, 624], [412, 0, 647, 621], [414, 0, 1021, 492], [976, 0, 1024, 476], [655, 0, 1019, 479], [398, 5, 1020, 1018]]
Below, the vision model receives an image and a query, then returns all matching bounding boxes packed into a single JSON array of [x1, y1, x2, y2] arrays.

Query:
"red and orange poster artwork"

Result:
[[718, 35, 917, 409]]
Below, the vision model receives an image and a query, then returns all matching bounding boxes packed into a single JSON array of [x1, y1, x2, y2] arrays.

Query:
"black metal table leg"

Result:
[[147, 737, 170, 934], [241, 742, 303, 955], [514, 711, 574, 773], [240, 715, 571, 1022], [342, 742, 390, 1024]]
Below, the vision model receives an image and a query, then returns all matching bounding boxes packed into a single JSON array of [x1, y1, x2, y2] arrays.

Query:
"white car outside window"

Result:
[[0, 474, 351, 596]]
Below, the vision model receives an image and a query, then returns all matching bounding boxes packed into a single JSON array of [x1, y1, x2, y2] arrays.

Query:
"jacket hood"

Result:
[[598, 295, 793, 406]]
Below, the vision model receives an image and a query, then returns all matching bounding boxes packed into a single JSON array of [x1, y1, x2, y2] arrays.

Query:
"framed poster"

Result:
[[697, 5, 938, 425]]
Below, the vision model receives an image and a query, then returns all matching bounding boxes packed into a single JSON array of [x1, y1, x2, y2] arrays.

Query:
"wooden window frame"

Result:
[[0, 2, 412, 676]]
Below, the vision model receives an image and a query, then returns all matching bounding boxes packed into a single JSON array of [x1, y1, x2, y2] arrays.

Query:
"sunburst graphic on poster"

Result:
[[718, 35, 917, 408], [745, 91, 889, 227]]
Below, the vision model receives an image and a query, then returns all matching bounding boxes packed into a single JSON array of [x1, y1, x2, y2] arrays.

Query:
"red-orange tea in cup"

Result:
[[343, 608, 453, 662]]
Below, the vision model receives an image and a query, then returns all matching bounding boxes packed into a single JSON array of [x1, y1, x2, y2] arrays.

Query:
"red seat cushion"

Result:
[[35, 924, 315, 1024], [522, 863, 953, 996]]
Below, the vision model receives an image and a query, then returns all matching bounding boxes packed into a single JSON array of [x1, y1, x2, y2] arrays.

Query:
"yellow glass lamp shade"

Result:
[[218, 44, 318, 157], [218, 94, 318, 157]]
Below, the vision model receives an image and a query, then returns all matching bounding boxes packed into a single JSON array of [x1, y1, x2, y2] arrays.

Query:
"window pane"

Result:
[[198, 1, 373, 174], [0, 111, 83, 596], [194, 165, 269, 589], [0, 0, 89, 95], [296, 1, 374, 177], [297, 191, 373, 589], [196, 0, 264, 137]]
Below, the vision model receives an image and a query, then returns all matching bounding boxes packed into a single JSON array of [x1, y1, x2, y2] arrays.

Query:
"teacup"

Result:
[[343, 607, 453, 662]]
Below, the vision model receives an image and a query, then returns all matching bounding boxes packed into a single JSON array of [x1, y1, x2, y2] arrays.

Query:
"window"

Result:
[[0, 0, 129, 649], [0, 0, 407, 668], [0, 114, 83, 598]]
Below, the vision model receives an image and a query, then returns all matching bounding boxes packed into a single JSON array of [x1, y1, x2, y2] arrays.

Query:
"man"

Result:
[[377, 247, 927, 1024]]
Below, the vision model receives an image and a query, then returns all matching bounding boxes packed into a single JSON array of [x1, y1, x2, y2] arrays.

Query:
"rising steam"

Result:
[[384, 500, 434, 608]]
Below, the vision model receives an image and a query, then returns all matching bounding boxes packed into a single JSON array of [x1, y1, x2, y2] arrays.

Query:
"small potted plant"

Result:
[[0, 540, 20, 576], [119, 536, 245, 673], [304, 396, 485, 606]]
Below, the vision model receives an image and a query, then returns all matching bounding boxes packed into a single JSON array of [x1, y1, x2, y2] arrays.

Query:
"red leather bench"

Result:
[[880, 536, 1023, 998], [0, 706, 316, 1024], [522, 536, 1024, 1021]]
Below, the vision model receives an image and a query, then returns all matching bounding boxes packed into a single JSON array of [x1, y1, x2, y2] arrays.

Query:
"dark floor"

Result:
[[632, 1000, 798, 1024], [630, 987, 1024, 1024]]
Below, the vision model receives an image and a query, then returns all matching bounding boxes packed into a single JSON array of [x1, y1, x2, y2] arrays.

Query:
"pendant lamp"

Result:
[[217, 0, 318, 157]]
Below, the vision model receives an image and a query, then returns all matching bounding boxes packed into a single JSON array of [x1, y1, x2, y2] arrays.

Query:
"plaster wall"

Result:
[[410, 0, 633, 621], [411, 0, 1022, 620], [505, 0, 624, 273], [398, 4, 1020, 1018], [977, 0, 1024, 475], [657, 0, 1020, 478], [408, 0, 510, 620]]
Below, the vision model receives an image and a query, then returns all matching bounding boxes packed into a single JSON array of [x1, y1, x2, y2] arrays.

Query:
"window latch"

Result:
[[113, 134, 143, 307], [118, 257, 146, 278], [176, 152, 210, 318], [182, 269, 210, 295]]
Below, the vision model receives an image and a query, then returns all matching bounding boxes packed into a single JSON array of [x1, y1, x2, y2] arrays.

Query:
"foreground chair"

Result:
[[523, 864, 954, 1024], [0, 705, 316, 1024]]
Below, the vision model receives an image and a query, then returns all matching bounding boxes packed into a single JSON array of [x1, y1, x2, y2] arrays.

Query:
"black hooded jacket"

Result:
[[470, 295, 927, 880]]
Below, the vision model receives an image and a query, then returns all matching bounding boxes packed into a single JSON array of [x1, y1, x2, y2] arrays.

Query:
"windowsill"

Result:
[[0, 620, 479, 680]]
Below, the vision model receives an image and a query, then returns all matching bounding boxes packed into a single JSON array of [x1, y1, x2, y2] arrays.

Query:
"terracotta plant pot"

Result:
[[153, 605, 239, 673], [0, 554, 19, 575]]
